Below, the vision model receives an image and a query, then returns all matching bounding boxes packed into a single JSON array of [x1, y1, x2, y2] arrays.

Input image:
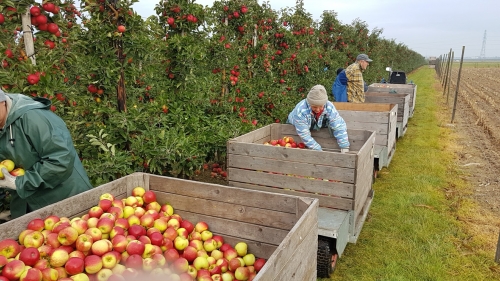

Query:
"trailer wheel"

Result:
[[317, 237, 337, 278]]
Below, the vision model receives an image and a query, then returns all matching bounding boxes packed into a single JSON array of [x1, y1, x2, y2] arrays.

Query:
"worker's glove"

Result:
[[340, 148, 349, 154], [0, 168, 16, 190]]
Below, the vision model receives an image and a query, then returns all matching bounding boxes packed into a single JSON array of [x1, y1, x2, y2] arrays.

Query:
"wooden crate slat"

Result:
[[228, 154, 355, 183], [258, 200, 318, 280], [222, 235, 277, 261], [228, 142, 356, 168], [267, 227, 317, 280], [148, 175, 298, 214], [155, 192, 298, 230], [229, 181, 353, 211], [175, 211, 289, 246], [228, 168, 354, 198], [232, 125, 271, 143]]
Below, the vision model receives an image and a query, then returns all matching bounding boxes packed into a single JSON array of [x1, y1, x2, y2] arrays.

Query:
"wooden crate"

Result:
[[368, 83, 417, 117], [0, 173, 319, 281], [227, 124, 375, 243], [364, 92, 410, 138], [333, 102, 398, 170]]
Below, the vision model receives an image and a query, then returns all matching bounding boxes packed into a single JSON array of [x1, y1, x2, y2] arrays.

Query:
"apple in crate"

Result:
[[65, 257, 85, 275], [18, 247, 40, 266], [84, 254, 104, 274]]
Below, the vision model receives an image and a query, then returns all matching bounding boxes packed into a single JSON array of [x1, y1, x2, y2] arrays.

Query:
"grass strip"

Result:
[[324, 67, 500, 281]]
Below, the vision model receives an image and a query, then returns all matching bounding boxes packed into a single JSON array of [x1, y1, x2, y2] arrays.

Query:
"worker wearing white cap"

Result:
[[287, 85, 350, 152]]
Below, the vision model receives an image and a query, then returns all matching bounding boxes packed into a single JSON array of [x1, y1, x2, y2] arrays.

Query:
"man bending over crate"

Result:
[[287, 85, 350, 152]]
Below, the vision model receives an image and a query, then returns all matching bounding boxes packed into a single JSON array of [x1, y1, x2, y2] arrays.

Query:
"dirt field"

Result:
[[447, 67, 500, 215]]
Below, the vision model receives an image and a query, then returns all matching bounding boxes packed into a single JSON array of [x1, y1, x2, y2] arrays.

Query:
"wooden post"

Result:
[[442, 49, 452, 93], [109, 0, 126, 112], [496, 230, 500, 263], [446, 51, 454, 104], [451, 46, 465, 124], [21, 11, 36, 65]]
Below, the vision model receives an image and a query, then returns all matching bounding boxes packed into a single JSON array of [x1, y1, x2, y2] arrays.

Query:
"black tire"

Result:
[[317, 237, 337, 278]]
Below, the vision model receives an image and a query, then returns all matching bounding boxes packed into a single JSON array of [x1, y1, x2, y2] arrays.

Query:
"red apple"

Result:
[[124, 254, 143, 269], [24, 231, 44, 248], [172, 257, 189, 274], [84, 255, 103, 275], [142, 190, 156, 204], [65, 257, 85, 275], [20, 267, 43, 281], [149, 232, 163, 247], [128, 224, 145, 239], [195, 222, 208, 233], [57, 227, 79, 246], [234, 266, 250, 280], [91, 239, 112, 256], [101, 252, 118, 269], [33, 258, 49, 271], [163, 227, 178, 241], [98, 200, 112, 212], [1, 260, 25, 281], [163, 248, 179, 264], [96, 217, 114, 235], [27, 218, 45, 231], [114, 218, 129, 230], [70, 219, 89, 235], [220, 244, 232, 253], [179, 220, 194, 234], [253, 258, 266, 272], [88, 207, 104, 218], [111, 235, 128, 253], [99, 193, 114, 202], [41, 267, 58, 281], [85, 228, 102, 242], [19, 247, 40, 266], [125, 240, 145, 256]]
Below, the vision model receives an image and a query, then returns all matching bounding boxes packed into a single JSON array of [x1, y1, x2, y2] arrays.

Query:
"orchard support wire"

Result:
[[451, 46, 465, 124]]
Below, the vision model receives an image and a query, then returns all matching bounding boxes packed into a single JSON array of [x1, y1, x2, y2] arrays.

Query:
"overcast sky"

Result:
[[131, 0, 499, 58]]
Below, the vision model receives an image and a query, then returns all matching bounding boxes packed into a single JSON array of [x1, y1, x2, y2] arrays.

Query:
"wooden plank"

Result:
[[148, 175, 299, 214], [228, 155, 356, 183], [154, 191, 298, 230], [228, 142, 356, 169], [333, 102, 395, 112], [228, 168, 355, 198], [222, 235, 277, 260], [229, 181, 354, 211], [232, 125, 271, 143], [272, 227, 317, 280], [175, 211, 289, 246], [257, 199, 318, 280]]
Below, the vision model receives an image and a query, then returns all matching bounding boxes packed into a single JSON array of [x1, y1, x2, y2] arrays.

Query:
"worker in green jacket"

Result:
[[0, 90, 92, 219]]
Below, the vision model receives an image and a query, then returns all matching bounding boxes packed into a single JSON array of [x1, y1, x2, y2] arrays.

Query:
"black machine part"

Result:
[[317, 236, 338, 278], [389, 70, 407, 84]]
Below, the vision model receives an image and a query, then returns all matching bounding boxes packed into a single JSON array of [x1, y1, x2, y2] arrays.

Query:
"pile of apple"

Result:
[[0, 159, 25, 178], [0, 187, 266, 281], [263, 136, 306, 149]]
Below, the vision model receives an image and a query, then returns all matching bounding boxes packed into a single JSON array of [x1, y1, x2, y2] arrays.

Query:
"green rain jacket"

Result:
[[0, 94, 92, 218]]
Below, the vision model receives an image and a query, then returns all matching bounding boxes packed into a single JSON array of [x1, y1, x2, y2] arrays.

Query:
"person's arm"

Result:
[[326, 104, 350, 149], [15, 110, 76, 199]]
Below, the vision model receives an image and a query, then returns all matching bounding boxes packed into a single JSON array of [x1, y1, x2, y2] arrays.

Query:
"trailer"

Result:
[[364, 92, 411, 138], [368, 83, 418, 118], [333, 102, 398, 175], [227, 124, 376, 278], [0, 173, 320, 281]]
